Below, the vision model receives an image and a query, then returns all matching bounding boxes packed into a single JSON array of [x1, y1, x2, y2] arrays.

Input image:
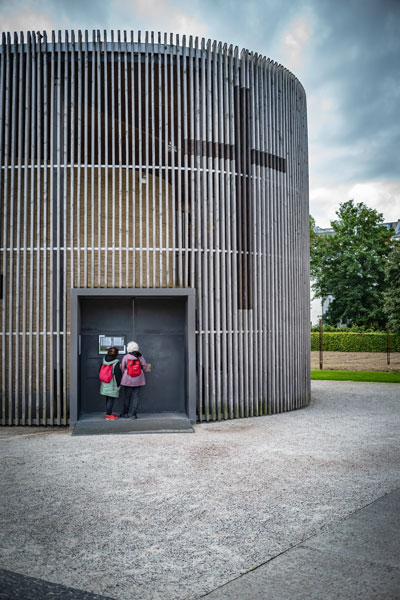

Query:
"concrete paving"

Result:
[[204, 488, 400, 599], [0, 567, 114, 599], [72, 412, 195, 435], [0, 381, 399, 600]]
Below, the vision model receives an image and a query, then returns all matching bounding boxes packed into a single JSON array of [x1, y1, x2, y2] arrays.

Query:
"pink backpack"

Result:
[[99, 363, 114, 383]]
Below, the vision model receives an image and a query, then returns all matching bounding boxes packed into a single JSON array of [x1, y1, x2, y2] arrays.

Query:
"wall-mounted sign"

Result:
[[98, 335, 126, 355]]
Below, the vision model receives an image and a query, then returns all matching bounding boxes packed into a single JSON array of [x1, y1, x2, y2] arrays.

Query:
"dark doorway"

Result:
[[71, 289, 196, 426]]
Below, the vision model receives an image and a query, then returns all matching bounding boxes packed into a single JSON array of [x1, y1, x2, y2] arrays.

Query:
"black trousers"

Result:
[[122, 386, 141, 415], [105, 396, 115, 416]]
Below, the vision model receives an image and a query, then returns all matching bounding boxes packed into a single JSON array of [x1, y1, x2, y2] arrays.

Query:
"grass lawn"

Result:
[[311, 370, 400, 383]]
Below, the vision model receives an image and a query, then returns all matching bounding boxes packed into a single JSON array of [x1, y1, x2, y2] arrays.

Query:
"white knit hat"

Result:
[[127, 341, 139, 353]]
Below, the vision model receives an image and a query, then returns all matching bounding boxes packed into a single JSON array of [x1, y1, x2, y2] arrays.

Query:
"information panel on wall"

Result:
[[98, 335, 126, 354]]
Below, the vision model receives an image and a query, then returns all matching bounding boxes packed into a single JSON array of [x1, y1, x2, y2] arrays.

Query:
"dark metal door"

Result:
[[80, 298, 133, 413], [133, 297, 186, 413], [79, 296, 186, 416]]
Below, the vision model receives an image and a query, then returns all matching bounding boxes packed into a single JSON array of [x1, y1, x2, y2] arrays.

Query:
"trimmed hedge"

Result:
[[311, 332, 400, 352]]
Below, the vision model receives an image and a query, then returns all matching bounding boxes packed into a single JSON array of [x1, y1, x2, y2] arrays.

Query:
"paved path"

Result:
[[1, 381, 399, 599], [0, 568, 114, 599], [204, 488, 400, 599]]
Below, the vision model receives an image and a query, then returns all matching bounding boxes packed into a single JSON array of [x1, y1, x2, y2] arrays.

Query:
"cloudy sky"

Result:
[[1, 0, 399, 227]]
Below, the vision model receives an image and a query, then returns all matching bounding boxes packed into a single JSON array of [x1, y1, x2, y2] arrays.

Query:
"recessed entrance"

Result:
[[70, 289, 196, 431]]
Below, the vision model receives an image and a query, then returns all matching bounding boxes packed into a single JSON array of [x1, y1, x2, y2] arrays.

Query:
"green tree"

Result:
[[311, 200, 393, 328], [309, 214, 325, 280], [383, 242, 400, 334]]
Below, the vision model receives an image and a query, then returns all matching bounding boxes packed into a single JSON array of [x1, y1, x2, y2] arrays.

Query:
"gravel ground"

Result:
[[1, 381, 399, 600], [311, 351, 400, 372]]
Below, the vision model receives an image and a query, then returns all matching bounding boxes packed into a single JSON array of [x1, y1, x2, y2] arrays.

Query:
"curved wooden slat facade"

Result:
[[0, 31, 310, 425]]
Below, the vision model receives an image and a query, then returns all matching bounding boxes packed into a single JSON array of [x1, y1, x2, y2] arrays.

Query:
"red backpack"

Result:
[[127, 358, 141, 377], [99, 363, 114, 383]]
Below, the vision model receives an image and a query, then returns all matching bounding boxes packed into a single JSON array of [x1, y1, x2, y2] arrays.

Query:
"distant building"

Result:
[[384, 220, 400, 239]]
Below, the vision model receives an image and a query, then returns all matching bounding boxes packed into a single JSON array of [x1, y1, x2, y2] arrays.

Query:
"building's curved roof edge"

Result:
[[0, 29, 307, 95]]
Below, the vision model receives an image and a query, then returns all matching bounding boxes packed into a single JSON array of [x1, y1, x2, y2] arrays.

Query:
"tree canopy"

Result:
[[310, 200, 394, 329], [383, 242, 400, 334]]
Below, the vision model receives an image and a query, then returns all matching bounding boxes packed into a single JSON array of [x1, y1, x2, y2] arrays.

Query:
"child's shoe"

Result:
[[105, 414, 118, 420]]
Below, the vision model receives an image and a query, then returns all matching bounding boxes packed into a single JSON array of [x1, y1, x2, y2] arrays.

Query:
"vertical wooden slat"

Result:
[[1, 33, 10, 424], [8, 31, 17, 424], [21, 33, 31, 424], [76, 31, 82, 289], [28, 32, 35, 424], [254, 55, 262, 415], [70, 30, 75, 294], [170, 33, 176, 288], [188, 36, 195, 290], [117, 30, 123, 288], [144, 31, 149, 287], [35, 31, 42, 424], [176, 34, 183, 287], [0, 34, 4, 424], [225, 43, 234, 420], [103, 30, 109, 286], [259, 57, 267, 415], [219, 43, 228, 420], [63, 30, 69, 424], [14, 33, 24, 424], [234, 46, 243, 418], [277, 66, 284, 412], [206, 39, 216, 420], [150, 32, 156, 288], [90, 30, 95, 288], [130, 30, 136, 286], [200, 37, 209, 420], [182, 35, 189, 288], [264, 59, 272, 414], [48, 30, 55, 425], [157, 32, 163, 287], [163, 33, 169, 287], [96, 30, 102, 287], [242, 50, 250, 417], [283, 68, 292, 411], [212, 41, 221, 420], [138, 31, 143, 287], [194, 36, 203, 421], [249, 53, 258, 417], [111, 31, 116, 287], [269, 61, 277, 413], [55, 30, 62, 424], [83, 30, 89, 289], [124, 31, 130, 287]]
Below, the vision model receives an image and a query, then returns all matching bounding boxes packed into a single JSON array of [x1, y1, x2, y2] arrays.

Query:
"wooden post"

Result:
[[386, 325, 391, 366], [319, 318, 323, 370]]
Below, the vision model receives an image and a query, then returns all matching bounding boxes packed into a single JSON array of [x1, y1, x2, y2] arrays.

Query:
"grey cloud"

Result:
[[302, 0, 400, 184], [174, 0, 304, 55], [0, 0, 398, 192], [0, 0, 112, 32]]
